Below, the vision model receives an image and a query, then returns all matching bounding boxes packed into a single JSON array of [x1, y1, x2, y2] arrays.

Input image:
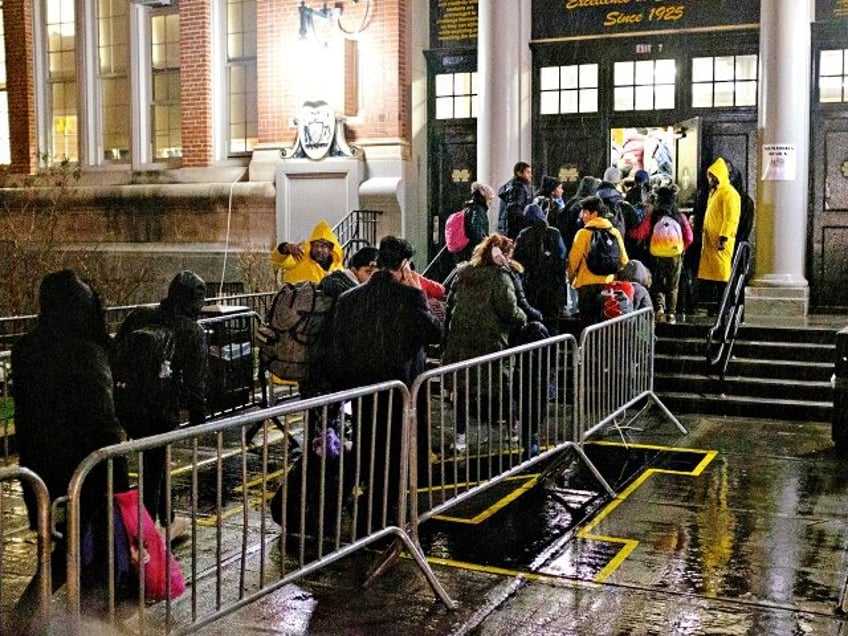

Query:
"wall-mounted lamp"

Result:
[[298, 0, 372, 43]]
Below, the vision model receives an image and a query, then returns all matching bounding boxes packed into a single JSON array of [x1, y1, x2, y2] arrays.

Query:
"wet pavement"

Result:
[[5, 411, 848, 634], [199, 412, 848, 635]]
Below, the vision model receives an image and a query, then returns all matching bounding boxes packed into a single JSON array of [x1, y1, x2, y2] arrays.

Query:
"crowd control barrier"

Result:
[[0, 466, 51, 633], [64, 382, 452, 634], [577, 308, 686, 442], [409, 334, 615, 532]]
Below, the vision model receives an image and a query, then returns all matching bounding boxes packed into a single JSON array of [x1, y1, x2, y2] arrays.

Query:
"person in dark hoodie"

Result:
[[513, 202, 567, 336], [11, 269, 130, 631], [114, 270, 208, 539], [596, 166, 641, 239]]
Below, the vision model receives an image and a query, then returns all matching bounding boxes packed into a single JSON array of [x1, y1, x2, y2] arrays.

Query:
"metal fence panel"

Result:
[[64, 382, 451, 634]]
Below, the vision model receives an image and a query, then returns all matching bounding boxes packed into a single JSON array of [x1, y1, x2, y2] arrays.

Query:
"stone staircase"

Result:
[[653, 320, 838, 422]]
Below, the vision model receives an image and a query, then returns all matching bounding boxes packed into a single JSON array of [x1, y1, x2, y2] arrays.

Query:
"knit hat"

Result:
[[523, 202, 546, 223], [471, 181, 495, 202], [536, 175, 562, 198], [634, 169, 650, 184], [575, 175, 600, 198], [619, 260, 652, 288], [602, 167, 621, 184]]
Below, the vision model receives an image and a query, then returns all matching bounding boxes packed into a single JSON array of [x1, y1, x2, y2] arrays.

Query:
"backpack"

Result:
[[600, 281, 634, 320], [256, 281, 335, 382], [113, 324, 177, 437], [444, 208, 470, 253], [586, 227, 621, 276], [649, 214, 684, 257]]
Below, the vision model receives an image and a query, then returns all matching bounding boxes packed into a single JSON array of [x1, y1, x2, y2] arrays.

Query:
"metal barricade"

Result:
[[409, 334, 615, 531], [577, 307, 686, 442], [198, 308, 264, 416], [65, 382, 452, 634], [0, 352, 11, 464], [0, 466, 52, 633]]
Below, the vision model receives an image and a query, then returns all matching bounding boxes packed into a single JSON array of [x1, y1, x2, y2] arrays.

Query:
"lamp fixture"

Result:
[[298, 0, 372, 43]]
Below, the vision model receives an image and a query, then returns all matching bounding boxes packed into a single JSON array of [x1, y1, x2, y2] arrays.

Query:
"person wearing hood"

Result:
[[11, 270, 130, 631], [443, 234, 528, 451], [270, 219, 344, 284], [114, 270, 209, 538], [618, 259, 653, 311], [513, 202, 567, 336], [568, 196, 630, 325], [697, 157, 741, 307]]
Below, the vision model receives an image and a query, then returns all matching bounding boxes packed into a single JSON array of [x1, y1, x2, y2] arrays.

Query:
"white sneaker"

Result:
[[452, 433, 467, 452]]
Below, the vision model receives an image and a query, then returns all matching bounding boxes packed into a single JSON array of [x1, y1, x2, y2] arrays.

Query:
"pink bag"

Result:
[[114, 490, 186, 601]]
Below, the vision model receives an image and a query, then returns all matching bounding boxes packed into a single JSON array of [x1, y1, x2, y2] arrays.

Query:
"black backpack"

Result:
[[586, 227, 621, 276], [113, 324, 177, 437]]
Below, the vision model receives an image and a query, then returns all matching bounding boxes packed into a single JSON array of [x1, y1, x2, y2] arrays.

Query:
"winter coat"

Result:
[[270, 220, 344, 284], [568, 217, 629, 289], [317, 269, 359, 299], [443, 263, 527, 365], [11, 270, 129, 529], [513, 211, 567, 321], [115, 271, 208, 432], [497, 177, 534, 239], [618, 260, 654, 311], [698, 158, 741, 283], [327, 270, 443, 389]]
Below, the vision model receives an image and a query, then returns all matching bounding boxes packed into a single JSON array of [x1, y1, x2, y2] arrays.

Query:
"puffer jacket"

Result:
[[443, 263, 526, 365]]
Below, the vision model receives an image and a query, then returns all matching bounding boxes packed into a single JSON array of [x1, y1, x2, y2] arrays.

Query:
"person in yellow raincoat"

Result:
[[270, 219, 344, 284], [697, 158, 740, 307]]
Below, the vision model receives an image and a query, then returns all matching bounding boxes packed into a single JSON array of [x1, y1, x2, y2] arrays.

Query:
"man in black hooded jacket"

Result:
[[114, 270, 208, 534], [11, 269, 130, 631]]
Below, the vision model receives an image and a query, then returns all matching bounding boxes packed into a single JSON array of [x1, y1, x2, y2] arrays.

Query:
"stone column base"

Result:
[[744, 284, 809, 317]]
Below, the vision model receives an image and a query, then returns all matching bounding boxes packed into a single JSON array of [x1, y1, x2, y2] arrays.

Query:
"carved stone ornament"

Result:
[[281, 99, 360, 160]]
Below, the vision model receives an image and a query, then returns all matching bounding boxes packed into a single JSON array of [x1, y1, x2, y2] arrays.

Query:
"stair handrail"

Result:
[[706, 240, 752, 383], [332, 209, 382, 264]]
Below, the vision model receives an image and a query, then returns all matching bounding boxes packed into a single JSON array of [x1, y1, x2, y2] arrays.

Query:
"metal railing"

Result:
[[332, 209, 382, 264], [63, 382, 452, 634], [0, 352, 11, 465], [0, 466, 52, 634], [408, 334, 614, 532], [577, 307, 686, 442], [706, 240, 752, 383]]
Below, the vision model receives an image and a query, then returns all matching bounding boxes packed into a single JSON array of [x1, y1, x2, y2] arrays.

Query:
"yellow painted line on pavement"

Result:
[[433, 474, 541, 524], [578, 442, 717, 583]]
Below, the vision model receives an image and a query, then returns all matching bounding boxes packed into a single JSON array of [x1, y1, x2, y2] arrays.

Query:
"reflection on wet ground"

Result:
[[6, 412, 848, 634]]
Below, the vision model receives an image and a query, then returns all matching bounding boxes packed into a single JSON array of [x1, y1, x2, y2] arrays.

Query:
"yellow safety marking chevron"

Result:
[[578, 442, 717, 583]]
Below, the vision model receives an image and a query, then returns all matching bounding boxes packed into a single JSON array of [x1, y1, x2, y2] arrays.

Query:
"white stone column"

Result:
[[746, 0, 813, 316], [477, 0, 532, 229]]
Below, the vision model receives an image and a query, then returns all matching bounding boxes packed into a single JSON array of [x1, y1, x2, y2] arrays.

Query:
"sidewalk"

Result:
[[206, 412, 848, 635]]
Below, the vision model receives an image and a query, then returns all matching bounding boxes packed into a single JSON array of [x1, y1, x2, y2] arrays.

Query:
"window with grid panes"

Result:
[[539, 64, 598, 114]]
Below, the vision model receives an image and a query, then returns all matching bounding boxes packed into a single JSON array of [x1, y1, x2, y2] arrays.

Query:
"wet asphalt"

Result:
[[4, 411, 848, 635], [201, 412, 848, 635]]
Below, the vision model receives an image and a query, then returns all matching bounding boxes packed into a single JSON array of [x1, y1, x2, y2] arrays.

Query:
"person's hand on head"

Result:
[[400, 261, 422, 289]]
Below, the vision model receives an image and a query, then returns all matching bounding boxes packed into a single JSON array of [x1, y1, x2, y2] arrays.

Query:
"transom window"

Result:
[[613, 59, 676, 111], [692, 55, 757, 108], [435, 72, 477, 120], [539, 64, 598, 114], [820, 49, 848, 103]]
